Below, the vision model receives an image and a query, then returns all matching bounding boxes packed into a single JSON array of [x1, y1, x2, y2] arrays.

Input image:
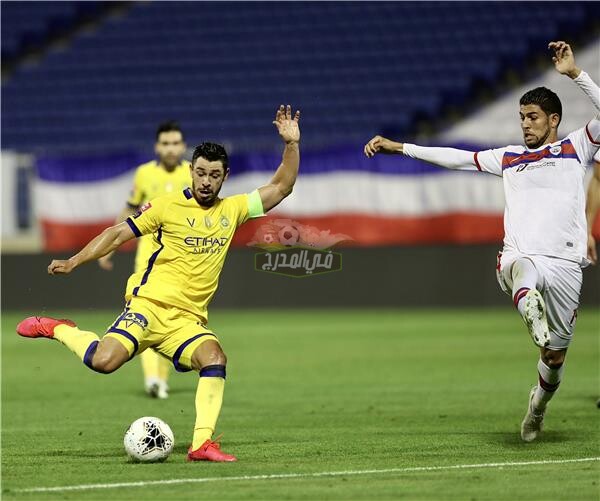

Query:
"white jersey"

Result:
[[403, 71, 600, 266], [475, 128, 597, 264]]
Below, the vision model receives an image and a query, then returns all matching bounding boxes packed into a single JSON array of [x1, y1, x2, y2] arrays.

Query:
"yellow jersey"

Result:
[[125, 188, 264, 322], [126, 160, 191, 273]]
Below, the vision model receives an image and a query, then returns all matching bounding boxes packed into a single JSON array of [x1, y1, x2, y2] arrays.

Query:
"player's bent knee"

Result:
[[212, 349, 227, 366], [91, 338, 129, 373], [545, 358, 565, 369], [542, 348, 566, 368], [91, 352, 122, 374], [190, 340, 227, 370], [200, 349, 227, 368]]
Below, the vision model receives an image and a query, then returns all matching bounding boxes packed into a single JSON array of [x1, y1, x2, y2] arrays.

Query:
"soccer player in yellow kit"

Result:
[[99, 121, 190, 400], [17, 105, 300, 462]]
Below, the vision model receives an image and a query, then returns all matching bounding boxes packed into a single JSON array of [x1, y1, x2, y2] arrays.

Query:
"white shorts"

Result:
[[496, 249, 582, 350]]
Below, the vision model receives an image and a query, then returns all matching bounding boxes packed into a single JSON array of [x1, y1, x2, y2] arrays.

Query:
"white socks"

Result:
[[511, 258, 540, 316], [532, 358, 563, 414]]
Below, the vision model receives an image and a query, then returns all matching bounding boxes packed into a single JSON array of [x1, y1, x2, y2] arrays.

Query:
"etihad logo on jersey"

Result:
[[184, 236, 228, 246], [183, 235, 230, 254]]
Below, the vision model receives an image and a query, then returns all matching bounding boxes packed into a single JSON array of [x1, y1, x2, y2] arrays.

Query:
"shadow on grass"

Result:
[[36, 448, 125, 459], [136, 387, 194, 398]]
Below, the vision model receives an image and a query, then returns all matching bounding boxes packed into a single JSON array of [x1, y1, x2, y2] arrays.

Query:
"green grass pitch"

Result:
[[2, 308, 599, 500]]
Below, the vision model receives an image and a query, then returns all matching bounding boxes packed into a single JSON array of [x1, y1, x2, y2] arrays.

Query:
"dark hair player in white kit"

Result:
[[364, 41, 600, 442]]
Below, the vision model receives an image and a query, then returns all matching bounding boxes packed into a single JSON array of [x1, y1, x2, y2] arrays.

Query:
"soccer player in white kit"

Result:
[[364, 41, 600, 442]]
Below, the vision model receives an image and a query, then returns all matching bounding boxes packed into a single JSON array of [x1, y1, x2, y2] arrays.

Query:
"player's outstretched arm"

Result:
[[586, 161, 600, 265], [365, 135, 483, 172], [258, 104, 301, 212], [48, 222, 136, 275]]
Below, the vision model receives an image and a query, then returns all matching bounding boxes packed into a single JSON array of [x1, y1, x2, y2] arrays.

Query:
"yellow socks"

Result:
[[192, 365, 226, 450], [158, 352, 170, 381], [141, 348, 171, 381], [53, 324, 100, 367]]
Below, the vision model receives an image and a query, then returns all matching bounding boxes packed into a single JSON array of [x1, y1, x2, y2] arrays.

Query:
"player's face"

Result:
[[155, 131, 186, 169], [190, 157, 229, 206], [519, 104, 559, 149]]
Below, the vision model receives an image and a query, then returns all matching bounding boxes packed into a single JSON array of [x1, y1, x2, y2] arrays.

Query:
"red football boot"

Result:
[[16, 316, 76, 339], [187, 438, 237, 462]]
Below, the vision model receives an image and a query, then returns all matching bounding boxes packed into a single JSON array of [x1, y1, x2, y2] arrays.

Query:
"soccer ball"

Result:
[[124, 416, 174, 462]]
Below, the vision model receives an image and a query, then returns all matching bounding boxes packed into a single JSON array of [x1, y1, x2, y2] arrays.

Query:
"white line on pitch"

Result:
[[13, 457, 600, 494]]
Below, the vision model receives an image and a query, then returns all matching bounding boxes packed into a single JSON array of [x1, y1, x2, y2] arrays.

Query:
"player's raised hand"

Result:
[[48, 259, 75, 275], [548, 41, 580, 79], [273, 104, 300, 144], [364, 135, 403, 157]]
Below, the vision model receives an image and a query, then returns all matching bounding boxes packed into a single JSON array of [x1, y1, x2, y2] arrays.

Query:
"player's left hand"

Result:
[[48, 259, 75, 275], [587, 234, 598, 265], [273, 104, 300, 144], [548, 41, 580, 79]]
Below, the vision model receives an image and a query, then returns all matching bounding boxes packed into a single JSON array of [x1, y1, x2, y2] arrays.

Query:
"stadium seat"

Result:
[[1, 1, 597, 153]]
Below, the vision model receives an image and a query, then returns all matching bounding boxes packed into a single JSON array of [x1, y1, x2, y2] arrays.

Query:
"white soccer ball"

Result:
[[124, 416, 174, 462]]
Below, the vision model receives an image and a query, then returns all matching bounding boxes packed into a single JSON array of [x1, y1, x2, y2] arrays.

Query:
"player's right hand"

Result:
[[364, 135, 401, 157], [48, 259, 75, 275], [548, 41, 580, 79], [98, 254, 114, 271]]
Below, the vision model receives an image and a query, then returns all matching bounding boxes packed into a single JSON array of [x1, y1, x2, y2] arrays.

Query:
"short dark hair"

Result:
[[156, 120, 183, 140], [519, 87, 562, 124], [192, 142, 229, 170]]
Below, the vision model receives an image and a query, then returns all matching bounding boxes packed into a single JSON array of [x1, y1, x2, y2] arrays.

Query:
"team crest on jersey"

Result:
[[204, 216, 213, 229], [550, 145, 561, 155], [133, 202, 152, 218], [220, 215, 230, 228], [121, 312, 148, 330]]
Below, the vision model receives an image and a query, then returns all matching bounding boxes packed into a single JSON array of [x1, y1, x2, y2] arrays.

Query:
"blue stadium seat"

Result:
[[0, 1, 92, 60], [1, 1, 597, 153]]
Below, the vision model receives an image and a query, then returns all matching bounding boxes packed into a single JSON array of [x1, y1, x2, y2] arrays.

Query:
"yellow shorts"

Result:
[[104, 296, 218, 372]]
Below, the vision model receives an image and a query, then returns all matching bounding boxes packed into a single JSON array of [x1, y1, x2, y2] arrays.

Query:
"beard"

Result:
[[192, 181, 222, 206], [523, 127, 551, 150]]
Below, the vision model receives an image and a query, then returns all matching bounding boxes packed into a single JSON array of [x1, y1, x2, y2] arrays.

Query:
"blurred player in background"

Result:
[[17, 105, 301, 461], [365, 42, 599, 442], [99, 120, 190, 400]]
